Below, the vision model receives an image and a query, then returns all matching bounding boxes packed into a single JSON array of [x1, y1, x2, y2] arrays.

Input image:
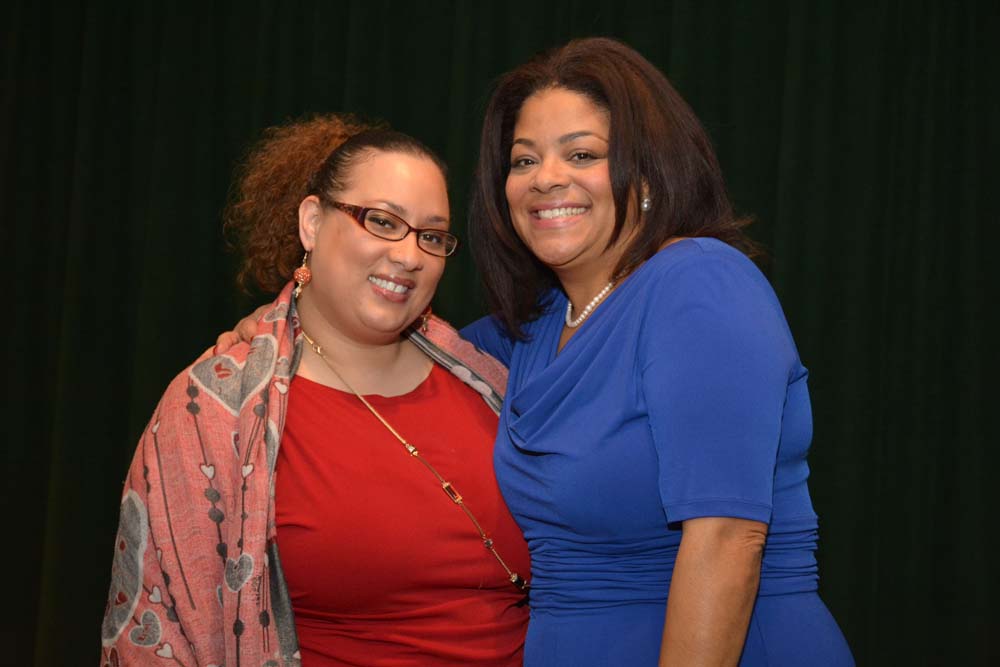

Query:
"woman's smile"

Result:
[[505, 87, 619, 273], [367, 274, 415, 301], [531, 203, 591, 228]]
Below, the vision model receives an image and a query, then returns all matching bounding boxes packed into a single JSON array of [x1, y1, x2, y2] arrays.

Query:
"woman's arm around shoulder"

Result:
[[460, 314, 515, 368]]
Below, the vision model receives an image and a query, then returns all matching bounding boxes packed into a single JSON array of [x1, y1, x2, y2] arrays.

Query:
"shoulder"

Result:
[[410, 315, 508, 407], [643, 238, 769, 288], [187, 335, 282, 416], [131, 361, 230, 483], [636, 238, 798, 364], [148, 338, 273, 448], [460, 314, 512, 351], [636, 238, 779, 315]]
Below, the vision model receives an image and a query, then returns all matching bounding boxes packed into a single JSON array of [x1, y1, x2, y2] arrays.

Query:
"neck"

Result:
[[295, 293, 428, 395], [555, 253, 618, 314], [555, 224, 639, 310], [560, 273, 613, 318]]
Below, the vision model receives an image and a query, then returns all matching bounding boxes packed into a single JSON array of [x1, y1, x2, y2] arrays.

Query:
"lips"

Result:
[[368, 275, 413, 294], [535, 206, 588, 220], [528, 203, 590, 229]]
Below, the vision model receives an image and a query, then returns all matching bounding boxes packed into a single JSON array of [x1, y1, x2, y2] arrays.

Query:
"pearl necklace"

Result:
[[565, 281, 614, 328]]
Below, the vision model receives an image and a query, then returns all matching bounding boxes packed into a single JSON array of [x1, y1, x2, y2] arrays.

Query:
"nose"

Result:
[[531, 155, 569, 192], [387, 231, 423, 270]]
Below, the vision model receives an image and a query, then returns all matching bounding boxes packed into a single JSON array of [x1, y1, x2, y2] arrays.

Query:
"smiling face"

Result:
[[298, 149, 449, 345], [505, 87, 624, 281]]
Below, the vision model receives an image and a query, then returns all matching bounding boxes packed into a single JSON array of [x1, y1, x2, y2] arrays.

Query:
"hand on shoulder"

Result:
[[214, 304, 270, 354]]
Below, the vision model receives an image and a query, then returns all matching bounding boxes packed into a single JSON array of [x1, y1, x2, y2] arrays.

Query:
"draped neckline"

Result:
[[504, 242, 703, 452]]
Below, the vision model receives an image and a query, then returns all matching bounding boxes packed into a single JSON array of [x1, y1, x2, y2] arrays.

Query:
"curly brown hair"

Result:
[[224, 113, 373, 293], [226, 113, 449, 294]]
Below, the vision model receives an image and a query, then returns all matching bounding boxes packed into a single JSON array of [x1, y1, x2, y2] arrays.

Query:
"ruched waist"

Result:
[[526, 522, 819, 612], [526, 539, 677, 612]]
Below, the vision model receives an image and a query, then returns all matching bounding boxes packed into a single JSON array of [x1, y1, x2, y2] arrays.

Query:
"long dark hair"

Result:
[[469, 37, 759, 338]]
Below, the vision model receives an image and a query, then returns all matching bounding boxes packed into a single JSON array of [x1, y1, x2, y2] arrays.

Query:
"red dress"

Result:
[[275, 365, 530, 666]]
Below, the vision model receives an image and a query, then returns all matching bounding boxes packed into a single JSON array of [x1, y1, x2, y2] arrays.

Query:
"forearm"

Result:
[[659, 517, 766, 667]]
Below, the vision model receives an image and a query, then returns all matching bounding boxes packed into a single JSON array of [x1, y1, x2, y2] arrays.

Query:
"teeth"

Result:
[[537, 206, 587, 219], [368, 276, 410, 294]]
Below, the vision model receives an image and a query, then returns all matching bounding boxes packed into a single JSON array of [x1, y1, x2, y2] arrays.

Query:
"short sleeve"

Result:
[[461, 315, 515, 367], [640, 252, 795, 526]]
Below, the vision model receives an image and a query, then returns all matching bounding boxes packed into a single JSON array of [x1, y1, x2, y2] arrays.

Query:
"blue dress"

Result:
[[462, 238, 853, 666]]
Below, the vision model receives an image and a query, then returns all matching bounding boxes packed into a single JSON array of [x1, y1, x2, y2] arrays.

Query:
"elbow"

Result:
[[733, 521, 768, 558], [681, 516, 768, 570], [720, 521, 767, 592], [722, 520, 768, 570]]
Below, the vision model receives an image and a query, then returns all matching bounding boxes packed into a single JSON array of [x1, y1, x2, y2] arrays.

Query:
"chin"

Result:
[[520, 233, 588, 265], [358, 311, 418, 337], [527, 245, 585, 270], [362, 318, 411, 337]]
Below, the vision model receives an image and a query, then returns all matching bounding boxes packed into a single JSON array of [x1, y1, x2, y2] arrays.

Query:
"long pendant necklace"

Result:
[[299, 329, 529, 593]]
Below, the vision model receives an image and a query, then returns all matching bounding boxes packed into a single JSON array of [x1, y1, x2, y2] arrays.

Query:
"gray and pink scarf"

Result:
[[100, 283, 508, 667]]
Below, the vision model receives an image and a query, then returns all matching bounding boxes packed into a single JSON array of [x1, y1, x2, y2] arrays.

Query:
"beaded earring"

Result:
[[293, 252, 311, 298]]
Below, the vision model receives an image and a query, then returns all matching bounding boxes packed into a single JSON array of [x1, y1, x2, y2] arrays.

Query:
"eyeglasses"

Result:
[[328, 201, 459, 257]]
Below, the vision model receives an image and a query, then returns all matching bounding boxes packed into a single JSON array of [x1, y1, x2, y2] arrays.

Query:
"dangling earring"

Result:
[[293, 252, 312, 298], [420, 306, 432, 333], [640, 196, 652, 212]]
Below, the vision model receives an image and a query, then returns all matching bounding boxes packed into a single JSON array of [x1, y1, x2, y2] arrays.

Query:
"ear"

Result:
[[298, 195, 324, 251]]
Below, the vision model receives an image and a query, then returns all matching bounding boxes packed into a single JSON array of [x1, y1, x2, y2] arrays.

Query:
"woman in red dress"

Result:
[[101, 116, 529, 667]]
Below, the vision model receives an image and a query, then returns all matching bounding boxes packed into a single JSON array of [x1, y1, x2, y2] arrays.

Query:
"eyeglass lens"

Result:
[[362, 210, 456, 256]]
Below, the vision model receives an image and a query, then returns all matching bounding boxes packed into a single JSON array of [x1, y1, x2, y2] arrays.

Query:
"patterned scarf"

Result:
[[100, 283, 508, 667]]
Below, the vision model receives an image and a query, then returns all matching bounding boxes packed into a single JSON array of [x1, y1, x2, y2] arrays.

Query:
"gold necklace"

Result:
[[299, 329, 529, 593]]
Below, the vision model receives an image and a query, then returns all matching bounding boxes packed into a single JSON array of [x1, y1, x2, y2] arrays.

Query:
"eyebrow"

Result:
[[511, 131, 609, 148], [374, 200, 449, 227]]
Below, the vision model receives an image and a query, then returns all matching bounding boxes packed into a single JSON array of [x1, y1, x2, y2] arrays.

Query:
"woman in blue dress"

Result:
[[461, 37, 854, 666], [221, 37, 855, 667]]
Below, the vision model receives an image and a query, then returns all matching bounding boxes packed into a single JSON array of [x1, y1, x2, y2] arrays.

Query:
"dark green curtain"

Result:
[[4, 1, 996, 664]]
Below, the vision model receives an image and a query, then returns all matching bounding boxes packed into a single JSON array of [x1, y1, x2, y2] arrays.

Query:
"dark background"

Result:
[[4, 1, 997, 664]]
